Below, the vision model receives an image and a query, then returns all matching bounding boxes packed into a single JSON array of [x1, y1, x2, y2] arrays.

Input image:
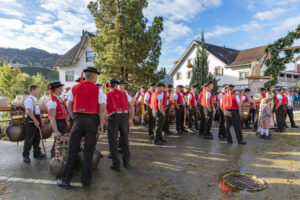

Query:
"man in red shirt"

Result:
[[162, 84, 174, 135], [144, 83, 156, 139], [201, 82, 214, 140], [151, 82, 167, 145], [188, 85, 199, 131], [174, 85, 187, 134], [58, 67, 106, 189], [221, 85, 246, 144], [275, 87, 284, 132]]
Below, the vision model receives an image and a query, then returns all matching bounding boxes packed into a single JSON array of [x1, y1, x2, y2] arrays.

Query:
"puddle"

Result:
[[218, 171, 267, 193]]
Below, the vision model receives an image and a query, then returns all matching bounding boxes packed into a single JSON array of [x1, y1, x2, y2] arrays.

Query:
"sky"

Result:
[[0, 0, 300, 73]]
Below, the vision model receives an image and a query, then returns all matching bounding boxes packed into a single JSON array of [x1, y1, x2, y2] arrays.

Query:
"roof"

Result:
[[54, 30, 95, 67], [199, 42, 239, 65], [229, 45, 267, 67]]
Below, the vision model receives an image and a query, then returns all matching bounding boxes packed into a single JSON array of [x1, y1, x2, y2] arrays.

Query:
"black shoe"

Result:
[[154, 140, 165, 145], [238, 141, 247, 145], [108, 153, 112, 159], [265, 135, 271, 140], [57, 179, 72, 189], [292, 125, 299, 128], [23, 156, 31, 163], [161, 139, 167, 143], [176, 130, 182, 135], [82, 184, 90, 189], [259, 134, 265, 139], [227, 140, 233, 144], [182, 129, 188, 133], [204, 135, 213, 140], [275, 129, 283, 132], [218, 135, 226, 140], [124, 163, 130, 169], [256, 132, 260, 137], [34, 153, 45, 159], [164, 130, 173, 135], [110, 166, 120, 172], [149, 134, 154, 139]]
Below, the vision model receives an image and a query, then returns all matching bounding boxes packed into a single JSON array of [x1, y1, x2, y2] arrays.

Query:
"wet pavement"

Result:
[[1, 112, 300, 200]]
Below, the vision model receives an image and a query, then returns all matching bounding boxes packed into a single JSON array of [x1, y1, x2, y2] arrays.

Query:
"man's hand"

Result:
[[129, 119, 133, 127], [34, 120, 40, 128], [97, 125, 103, 136], [54, 131, 61, 138], [207, 106, 211, 112], [162, 111, 166, 116]]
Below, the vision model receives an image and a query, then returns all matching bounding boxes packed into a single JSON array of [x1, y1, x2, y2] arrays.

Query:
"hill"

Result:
[[19, 67, 59, 81], [0, 47, 60, 68]]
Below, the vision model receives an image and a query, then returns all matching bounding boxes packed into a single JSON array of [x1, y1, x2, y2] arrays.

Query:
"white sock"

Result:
[[265, 129, 269, 136]]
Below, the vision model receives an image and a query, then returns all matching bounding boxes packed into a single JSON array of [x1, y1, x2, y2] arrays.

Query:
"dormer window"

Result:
[[86, 51, 95, 62]]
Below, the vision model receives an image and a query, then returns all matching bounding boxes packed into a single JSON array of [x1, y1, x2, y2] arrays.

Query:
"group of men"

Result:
[[22, 67, 133, 189], [21, 66, 298, 189]]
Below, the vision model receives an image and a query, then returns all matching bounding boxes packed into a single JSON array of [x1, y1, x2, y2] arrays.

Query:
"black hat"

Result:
[[119, 80, 127, 84], [96, 83, 102, 86], [177, 85, 184, 88], [156, 82, 164, 87], [141, 86, 146, 89], [168, 84, 173, 88], [261, 88, 266, 91], [275, 86, 281, 91], [245, 88, 250, 92], [109, 79, 119, 85], [76, 77, 86, 82], [205, 81, 213, 86], [149, 83, 156, 86], [229, 84, 234, 88], [192, 84, 198, 88], [48, 81, 64, 89], [83, 67, 100, 75]]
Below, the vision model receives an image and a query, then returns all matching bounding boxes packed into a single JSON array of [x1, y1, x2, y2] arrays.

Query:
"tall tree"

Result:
[[88, 0, 165, 92], [190, 33, 218, 93]]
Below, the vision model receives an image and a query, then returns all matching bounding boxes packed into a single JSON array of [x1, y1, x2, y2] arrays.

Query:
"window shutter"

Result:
[[221, 68, 224, 75]]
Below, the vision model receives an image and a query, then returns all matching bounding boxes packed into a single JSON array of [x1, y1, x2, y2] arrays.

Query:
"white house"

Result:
[[54, 30, 95, 88], [168, 41, 300, 93]]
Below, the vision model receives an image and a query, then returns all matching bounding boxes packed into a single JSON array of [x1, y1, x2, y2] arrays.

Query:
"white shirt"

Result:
[[241, 95, 246, 102], [287, 94, 292, 107], [276, 94, 283, 100], [157, 93, 164, 101], [173, 93, 186, 105], [47, 95, 64, 110], [124, 91, 132, 102], [24, 95, 40, 115], [68, 88, 107, 104], [144, 91, 153, 102], [217, 93, 223, 102], [205, 91, 211, 99], [135, 91, 145, 98], [188, 92, 196, 104]]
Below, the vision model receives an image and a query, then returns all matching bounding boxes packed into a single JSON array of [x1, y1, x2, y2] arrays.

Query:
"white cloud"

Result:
[[162, 21, 192, 42], [205, 26, 239, 38], [174, 46, 186, 55], [254, 8, 286, 21], [0, 7, 24, 17], [1, 0, 21, 7], [0, 18, 23, 30], [144, 0, 221, 22], [36, 13, 55, 23], [272, 15, 300, 37]]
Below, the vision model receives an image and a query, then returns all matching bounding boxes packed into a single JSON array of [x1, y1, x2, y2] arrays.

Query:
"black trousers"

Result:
[[23, 115, 42, 157], [276, 105, 284, 131], [188, 106, 199, 129], [152, 109, 166, 142], [250, 108, 255, 124], [62, 113, 99, 185], [203, 107, 213, 136], [175, 105, 184, 131], [199, 106, 205, 135], [163, 105, 170, 131], [147, 107, 155, 136], [285, 106, 296, 126], [253, 106, 260, 130], [107, 113, 130, 169], [282, 104, 287, 127], [51, 119, 68, 158], [218, 110, 226, 137], [224, 110, 243, 143]]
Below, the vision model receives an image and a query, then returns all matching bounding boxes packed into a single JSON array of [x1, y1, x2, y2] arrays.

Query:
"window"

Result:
[[186, 71, 192, 79], [214, 67, 223, 76], [86, 51, 95, 62], [239, 71, 250, 80], [65, 71, 74, 82], [176, 72, 182, 80], [187, 58, 192, 68]]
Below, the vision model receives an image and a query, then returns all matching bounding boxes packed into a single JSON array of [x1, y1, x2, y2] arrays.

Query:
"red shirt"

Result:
[[48, 96, 67, 119], [189, 92, 196, 107], [240, 93, 249, 103], [151, 91, 162, 110], [176, 91, 184, 105], [106, 89, 129, 114], [201, 89, 213, 107], [222, 94, 238, 110]]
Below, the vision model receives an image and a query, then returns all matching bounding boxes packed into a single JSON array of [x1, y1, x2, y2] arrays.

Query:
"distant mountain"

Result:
[[0, 47, 60, 68]]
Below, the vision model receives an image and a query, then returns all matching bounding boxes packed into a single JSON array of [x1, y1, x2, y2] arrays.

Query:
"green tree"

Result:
[[190, 33, 218, 93], [0, 63, 22, 100], [32, 73, 49, 97], [88, 0, 165, 91]]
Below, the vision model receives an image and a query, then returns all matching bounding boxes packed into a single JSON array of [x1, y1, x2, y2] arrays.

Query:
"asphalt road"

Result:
[[1, 115, 300, 200]]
